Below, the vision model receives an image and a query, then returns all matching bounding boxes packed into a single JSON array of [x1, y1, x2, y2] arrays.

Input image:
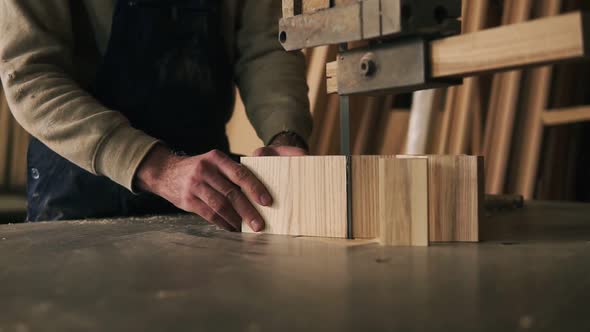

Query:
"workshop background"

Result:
[[1, 0, 590, 222]]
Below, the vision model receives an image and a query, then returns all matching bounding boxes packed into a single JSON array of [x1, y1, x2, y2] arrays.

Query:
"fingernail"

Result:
[[251, 219, 264, 232], [260, 193, 272, 206]]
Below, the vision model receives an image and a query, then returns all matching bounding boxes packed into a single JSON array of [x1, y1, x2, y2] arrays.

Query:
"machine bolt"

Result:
[[360, 53, 377, 77]]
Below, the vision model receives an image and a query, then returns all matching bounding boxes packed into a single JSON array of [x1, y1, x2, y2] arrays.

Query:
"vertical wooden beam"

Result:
[[447, 0, 489, 155], [510, 0, 561, 198], [483, 0, 533, 194], [435, 87, 456, 154]]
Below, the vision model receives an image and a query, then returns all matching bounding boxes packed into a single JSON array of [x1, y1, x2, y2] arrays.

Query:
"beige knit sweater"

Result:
[[0, 0, 311, 191]]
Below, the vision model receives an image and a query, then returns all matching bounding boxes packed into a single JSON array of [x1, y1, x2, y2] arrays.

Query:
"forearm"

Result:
[[0, 0, 160, 191]]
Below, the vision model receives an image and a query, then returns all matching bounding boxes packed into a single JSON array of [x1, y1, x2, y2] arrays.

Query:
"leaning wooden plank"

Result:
[[379, 158, 429, 246], [446, 0, 489, 154], [431, 12, 589, 78], [541, 106, 590, 125], [326, 12, 590, 94], [241, 156, 347, 238], [483, 0, 532, 194]]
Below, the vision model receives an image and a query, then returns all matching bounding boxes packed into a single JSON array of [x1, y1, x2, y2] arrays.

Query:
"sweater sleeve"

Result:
[[0, 0, 160, 192], [234, 0, 313, 145]]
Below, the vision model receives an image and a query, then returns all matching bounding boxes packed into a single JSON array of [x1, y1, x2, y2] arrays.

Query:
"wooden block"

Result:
[[426, 155, 483, 242], [362, 0, 381, 39], [302, 0, 330, 14], [351, 155, 390, 239], [379, 158, 429, 246], [282, 0, 301, 17], [241, 156, 347, 238]]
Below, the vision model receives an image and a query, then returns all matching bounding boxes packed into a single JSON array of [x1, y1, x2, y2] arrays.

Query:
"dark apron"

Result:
[[27, 0, 234, 221]]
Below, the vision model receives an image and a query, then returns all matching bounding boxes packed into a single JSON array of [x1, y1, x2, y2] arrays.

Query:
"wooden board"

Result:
[[427, 155, 483, 242], [241, 156, 347, 238], [327, 12, 590, 94], [379, 158, 429, 246], [541, 106, 590, 125], [431, 12, 589, 78]]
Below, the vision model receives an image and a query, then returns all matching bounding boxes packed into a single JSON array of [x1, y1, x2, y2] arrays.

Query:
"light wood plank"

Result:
[[241, 156, 347, 238], [541, 106, 590, 125], [431, 12, 588, 78], [379, 158, 429, 246]]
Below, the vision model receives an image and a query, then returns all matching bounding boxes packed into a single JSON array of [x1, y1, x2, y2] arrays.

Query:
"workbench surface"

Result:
[[1, 201, 589, 331]]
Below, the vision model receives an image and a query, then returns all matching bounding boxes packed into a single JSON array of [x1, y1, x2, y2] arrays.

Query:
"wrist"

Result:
[[135, 144, 180, 194], [268, 131, 308, 150]]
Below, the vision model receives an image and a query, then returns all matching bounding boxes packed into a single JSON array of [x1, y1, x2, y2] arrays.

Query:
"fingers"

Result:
[[208, 150, 273, 207], [206, 171, 266, 232], [183, 195, 235, 232], [192, 182, 241, 231]]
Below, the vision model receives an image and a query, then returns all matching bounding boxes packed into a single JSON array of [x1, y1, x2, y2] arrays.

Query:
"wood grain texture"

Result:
[[431, 12, 589, 78], [241, 156, 347, 238], [379, 158, 429, 246], [350, 155, 397, 239], [510, 0, 562, 199], [427, 155, 483, 242], [483, 0, 532, 194], [302, 0, 330, 14], [541, 106, 590, 125]]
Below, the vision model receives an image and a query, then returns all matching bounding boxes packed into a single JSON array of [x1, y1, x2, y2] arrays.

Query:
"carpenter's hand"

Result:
[[254, 131, 309, 156], [135, 145, 271, 232]]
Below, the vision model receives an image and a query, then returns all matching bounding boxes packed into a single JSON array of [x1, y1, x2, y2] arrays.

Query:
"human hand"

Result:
[[254, 131, 309, 156], [136, 145, 271, 232]]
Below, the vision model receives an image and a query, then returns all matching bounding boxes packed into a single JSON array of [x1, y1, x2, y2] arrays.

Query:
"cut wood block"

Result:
[[241, 156, 347, 238], [427, 155, 483, 242], [351, 155, 398, 239], [379, 158, 429, 246]]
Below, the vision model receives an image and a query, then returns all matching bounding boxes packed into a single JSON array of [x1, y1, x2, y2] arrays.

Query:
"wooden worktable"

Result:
[[0, 201, 589, 331]]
